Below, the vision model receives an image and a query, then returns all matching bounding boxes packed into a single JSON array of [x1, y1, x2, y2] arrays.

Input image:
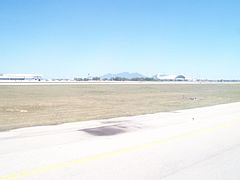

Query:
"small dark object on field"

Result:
[[189, 97, 197, 101]]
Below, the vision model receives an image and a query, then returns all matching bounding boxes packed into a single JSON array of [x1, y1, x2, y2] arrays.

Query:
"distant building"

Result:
[[0, 74, 42, 81], [154, 74, 186, 81]]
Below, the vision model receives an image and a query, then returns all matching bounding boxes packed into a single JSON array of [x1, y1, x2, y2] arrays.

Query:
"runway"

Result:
[[0, 102, 240, 180]]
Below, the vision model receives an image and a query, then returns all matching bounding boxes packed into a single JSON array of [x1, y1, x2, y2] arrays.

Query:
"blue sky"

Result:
[[1, 0, 240, 79]]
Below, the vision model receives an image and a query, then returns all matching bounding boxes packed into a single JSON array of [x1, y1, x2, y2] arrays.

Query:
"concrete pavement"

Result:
[[0, 102, 240, 180]]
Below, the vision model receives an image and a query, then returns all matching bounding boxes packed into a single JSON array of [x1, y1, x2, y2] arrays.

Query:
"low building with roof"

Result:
[[154, 74, 186, 81], [0, 74, 42, 81]]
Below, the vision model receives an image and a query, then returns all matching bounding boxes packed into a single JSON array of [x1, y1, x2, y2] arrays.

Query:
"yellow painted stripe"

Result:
[[0, 118, 239, 180]]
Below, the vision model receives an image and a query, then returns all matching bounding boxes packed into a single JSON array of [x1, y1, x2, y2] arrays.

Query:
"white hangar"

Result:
[[0, 74, 42, 81], [154, 74, 186, 81]]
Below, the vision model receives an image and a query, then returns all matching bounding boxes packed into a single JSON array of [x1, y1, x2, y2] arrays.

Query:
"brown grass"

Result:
[[0, 84, 240, 131]]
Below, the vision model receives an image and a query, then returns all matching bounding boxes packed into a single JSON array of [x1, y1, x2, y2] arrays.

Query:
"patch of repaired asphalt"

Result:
[[80, 124, 142, 136]]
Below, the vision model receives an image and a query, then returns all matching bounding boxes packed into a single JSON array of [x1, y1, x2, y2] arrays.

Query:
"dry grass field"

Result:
[[1, 84, 240, 131]]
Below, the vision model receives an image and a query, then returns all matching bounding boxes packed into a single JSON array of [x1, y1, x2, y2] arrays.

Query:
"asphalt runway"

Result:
[[0, 102, 240, 180]]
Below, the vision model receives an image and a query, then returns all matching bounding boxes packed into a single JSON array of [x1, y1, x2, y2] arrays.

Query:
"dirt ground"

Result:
[[0, 83, 240, 131]]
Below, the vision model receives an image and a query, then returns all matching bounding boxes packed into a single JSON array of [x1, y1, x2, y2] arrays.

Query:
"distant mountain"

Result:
[[101, 72, 145, 80]]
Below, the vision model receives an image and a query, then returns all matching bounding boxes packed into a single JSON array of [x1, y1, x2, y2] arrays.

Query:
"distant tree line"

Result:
[[74, 77, 240, 82], [74, 77, 101, 81], [74, 77, 157, 81], [109, 77, 157, 81]]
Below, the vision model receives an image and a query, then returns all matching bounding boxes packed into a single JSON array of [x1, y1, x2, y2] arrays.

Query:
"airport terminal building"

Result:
[[0, 74, 42, 81]]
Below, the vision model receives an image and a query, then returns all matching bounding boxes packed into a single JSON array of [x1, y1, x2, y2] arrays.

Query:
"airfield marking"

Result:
[[0, 118, 239, 180]]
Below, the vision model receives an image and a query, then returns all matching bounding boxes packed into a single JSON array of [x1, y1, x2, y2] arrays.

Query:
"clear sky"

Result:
[[1, 0, 240, 79]]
